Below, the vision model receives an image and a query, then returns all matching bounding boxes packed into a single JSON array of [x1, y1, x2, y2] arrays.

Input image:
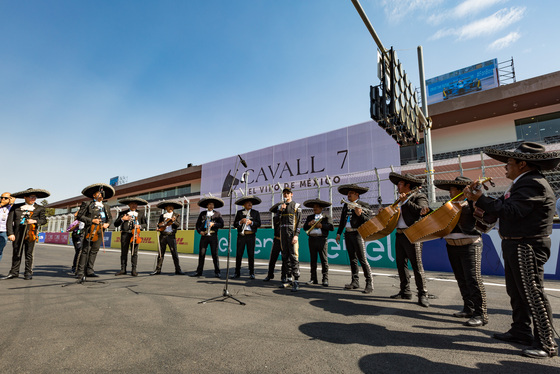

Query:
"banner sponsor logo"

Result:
[[201, 121, 400, 203]]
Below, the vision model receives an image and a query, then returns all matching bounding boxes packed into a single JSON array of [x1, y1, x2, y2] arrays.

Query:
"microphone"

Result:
[[238, 155, 248, 168]]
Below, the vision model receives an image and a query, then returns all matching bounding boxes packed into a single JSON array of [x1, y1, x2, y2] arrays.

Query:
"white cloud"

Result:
[[380, 0, 443, 23], [454, 0, 508, 17], [428, 0, 508, 25], [487, 31, 521, 50], [430, 6, 525, 40]]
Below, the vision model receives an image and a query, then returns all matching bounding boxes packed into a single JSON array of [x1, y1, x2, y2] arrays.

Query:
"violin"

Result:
[[129, 216, 141, 244], [86, 223, 102, 242], [131, 226, 141, 244], [157, 218, 173, 232], [24, 211, 38, 242]]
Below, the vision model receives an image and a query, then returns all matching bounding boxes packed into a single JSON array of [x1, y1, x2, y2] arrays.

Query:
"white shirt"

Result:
[[0, 205, 11, 232]]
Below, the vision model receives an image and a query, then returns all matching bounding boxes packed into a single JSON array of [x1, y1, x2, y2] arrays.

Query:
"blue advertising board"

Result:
[[426, 59, 499, 105]]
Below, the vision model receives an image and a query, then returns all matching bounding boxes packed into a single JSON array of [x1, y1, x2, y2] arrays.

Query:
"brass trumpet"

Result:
[[305, 215, 323, 235], [240, 212, 251, 236], [204, 215, 212, 236]]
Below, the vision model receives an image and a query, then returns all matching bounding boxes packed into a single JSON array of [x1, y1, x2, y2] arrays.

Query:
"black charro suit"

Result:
[[233, 209, 261, 277], [444, 200, 487, 323], [155, 212, 183, 273], [395, 192, 429, 297], [76, 200, 113, 277], [303, 212, 333, 283], [475, 170, 557, 353], [195, 210, 224, 275], [6, 203, 46, 277], [114, 209, 147, 274], [337, 200, 372, 286]]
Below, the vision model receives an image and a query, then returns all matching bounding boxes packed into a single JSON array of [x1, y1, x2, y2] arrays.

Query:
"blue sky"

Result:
[[1, 0, 557, 203]]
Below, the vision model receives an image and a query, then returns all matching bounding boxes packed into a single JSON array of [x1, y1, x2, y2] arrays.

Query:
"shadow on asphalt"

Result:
[[358, 353, 560, 374]]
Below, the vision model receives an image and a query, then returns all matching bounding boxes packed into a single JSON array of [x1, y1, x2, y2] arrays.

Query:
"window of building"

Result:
[[515, 111, 560, 142]]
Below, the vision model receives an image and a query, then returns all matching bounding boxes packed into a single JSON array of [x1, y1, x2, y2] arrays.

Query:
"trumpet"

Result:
[[240, 212, 251, 236], [305, 215, 323, 235], [340, 199, 373, 213], [204, 215, 212, 236]]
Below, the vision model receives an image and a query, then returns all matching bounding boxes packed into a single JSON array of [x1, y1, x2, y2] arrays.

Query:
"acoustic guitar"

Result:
[[403, 177, 493, 243], [358, 187, 421, 242]]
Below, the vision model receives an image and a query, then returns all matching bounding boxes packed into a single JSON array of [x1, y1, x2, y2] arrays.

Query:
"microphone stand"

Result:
[[199, 156, 246, 305]]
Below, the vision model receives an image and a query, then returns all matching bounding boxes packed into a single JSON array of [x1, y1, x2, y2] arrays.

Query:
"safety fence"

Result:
[[39, 224, 560, 280]]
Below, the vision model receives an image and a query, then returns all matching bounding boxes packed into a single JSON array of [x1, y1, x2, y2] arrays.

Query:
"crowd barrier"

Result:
[[41, 224, 560, 280]]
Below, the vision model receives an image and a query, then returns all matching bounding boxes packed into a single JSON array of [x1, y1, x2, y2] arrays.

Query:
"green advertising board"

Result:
[[193, 228, 397, 269]]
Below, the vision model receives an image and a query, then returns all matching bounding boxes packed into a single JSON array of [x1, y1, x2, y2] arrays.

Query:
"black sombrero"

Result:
[[11, 188, 51, 199], [303, 199, 332, 208], [157, 200, 182, 210], [235, 195, 262, 206], [197, 196, 225, 209], [434, 176, 472, 191], [269, 202, 281, 213], [388, 172, 423, 188], [118, 197, 148, 206], [484, 142, 560, 170], [337, 184, 369, 195], [82, 183, 115, 199]]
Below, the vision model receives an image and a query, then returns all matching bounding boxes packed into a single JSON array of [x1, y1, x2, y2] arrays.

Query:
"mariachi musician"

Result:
[[75, 183, 114, 279], [152, 200, 184, 275], [434, 176, 487, 327], [336, 183, 373, 294], [193, 196, 224, 277], [232, 195, 262, 279], [114, 197, 148, 277], [302, 198, 333, 287], [465, 142, 559, 359], [263, 202, 288, 284], [2, 188, 49, 280], [388, 172, 430, 307]]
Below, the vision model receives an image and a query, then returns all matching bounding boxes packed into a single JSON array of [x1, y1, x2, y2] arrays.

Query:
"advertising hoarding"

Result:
[[200, 121, 401, 205], [426, 59, 499, 105]]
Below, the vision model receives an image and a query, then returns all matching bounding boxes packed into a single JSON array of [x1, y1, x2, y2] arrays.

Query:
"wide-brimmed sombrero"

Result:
[[484, 142, 560, 170], [337, 184, 369, 195], [434, 176, 472, 191], [235, 195, 262, 206], [303, 199, 332, 208], [11, 188, 51, 199], [118, 197, 148, 206], [388, 172, 424, 188], [157, 200, 183, 210], [82, 183, 115, 199], [197, 196, 224, 209]]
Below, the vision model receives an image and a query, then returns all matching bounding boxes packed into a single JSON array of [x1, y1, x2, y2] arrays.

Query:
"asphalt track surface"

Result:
[[0, 243, 559, 373]]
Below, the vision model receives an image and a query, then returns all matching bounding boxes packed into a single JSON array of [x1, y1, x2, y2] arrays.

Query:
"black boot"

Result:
[[115, 260, 127, 276], [344, 279, 359, 289], [363, 279, 373, 294]]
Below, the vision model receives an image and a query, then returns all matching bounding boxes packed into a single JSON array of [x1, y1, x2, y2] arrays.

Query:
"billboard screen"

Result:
[[426, 59, 499, 105]]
